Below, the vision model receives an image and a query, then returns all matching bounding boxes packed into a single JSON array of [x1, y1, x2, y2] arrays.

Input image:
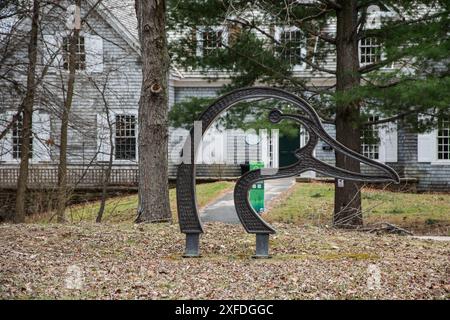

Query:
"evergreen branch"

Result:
[[303, 57, 337, 74], [225, 18, 336, 74], [358, 11, 446, 39], [363, 110, 417, 126], [293, 7, 333, 25], [296, 24, 336, 45], [254, 2, 336, 44], [363, 77, 414, 89], [223, 41, 334, 95], [358, 59, 394, 74]]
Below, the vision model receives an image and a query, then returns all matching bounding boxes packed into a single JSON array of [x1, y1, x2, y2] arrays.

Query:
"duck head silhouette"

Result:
[[176, 87, 400, 257]]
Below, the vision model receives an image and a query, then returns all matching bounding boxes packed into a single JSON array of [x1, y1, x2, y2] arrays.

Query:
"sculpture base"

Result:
[[183, 233, 200, 258], [252, 233, 270, 259]]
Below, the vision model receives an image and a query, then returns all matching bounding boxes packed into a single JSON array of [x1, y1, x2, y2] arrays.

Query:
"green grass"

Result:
[[266, 182, 450, 235], [27, 181, 234, 224]]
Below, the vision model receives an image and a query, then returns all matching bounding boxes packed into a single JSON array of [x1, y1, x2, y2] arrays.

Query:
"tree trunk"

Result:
[[135, 0, 171, 223], [55, 1, 80, 222], [96, 105, 114, 223], [333, 0, 363, 228], [14, 0, 40, 223]]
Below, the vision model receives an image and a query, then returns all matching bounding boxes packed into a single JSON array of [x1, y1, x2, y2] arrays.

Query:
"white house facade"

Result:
[[0, 0, 449, 192]]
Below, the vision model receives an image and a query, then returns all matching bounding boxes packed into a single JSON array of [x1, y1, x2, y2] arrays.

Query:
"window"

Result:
[[359, 37, 381, 65], [200, 29, 223, 56], [115, 115, 136, 160], [437, 118, 450, 160], [361, 116, 379, 160], [63, 35, 86, 70], [278, 29, 304, 65], [12, 115, 33, 159]]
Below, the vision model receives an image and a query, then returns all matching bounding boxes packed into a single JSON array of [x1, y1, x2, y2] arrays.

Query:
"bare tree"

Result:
[[55, 0, 81, 222], [14, 0, 40, 223], [92, 77, 114, 223], [135, 0, 171, 223], [1, 0, 139, 222]]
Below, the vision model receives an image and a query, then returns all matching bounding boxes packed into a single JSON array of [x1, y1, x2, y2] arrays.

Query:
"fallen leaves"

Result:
[[0, 222, 448, 299]]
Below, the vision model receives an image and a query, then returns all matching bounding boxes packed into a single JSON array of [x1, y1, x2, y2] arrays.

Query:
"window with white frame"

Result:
[[115, 115, 136, 160], [361, 115, 380, 160], [437, 118, 450, 160], [277, 29, 304, 66], [359, 37, 381, 65], [62, 35, 86, 70], [12, 115, 33, 159], [198, 28, 224, 56]]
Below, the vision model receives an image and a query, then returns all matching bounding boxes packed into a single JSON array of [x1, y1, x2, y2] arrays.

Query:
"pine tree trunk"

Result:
[[135, 0, 171, 223], [14, 0, 40, 223], [55, 3, 80, 222], [333, 0, 363, 228]]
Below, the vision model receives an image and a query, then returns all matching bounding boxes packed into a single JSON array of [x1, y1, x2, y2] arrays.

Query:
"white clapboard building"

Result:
[[0, 0, 448, 192]]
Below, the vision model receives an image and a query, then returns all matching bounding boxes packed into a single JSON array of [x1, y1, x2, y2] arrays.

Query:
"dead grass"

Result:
[[266, 182, 450, 235], [0, 222, 448, 299], [26, 181, 234, 224]]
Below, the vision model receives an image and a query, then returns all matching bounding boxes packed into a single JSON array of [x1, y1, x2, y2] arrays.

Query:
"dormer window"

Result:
[[62, 35, 86, 70]]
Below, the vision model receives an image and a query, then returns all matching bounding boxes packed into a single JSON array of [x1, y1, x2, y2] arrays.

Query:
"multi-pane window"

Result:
[[361, 116, 379, 160], [201, 29, 223, 56], [437, 118, 450, 160], [63, 35, 86, 70], [278, 30, 304, 65], [115, 115, 136, 160], [359, 37, 381, 65], [12, 115, 33, 159]]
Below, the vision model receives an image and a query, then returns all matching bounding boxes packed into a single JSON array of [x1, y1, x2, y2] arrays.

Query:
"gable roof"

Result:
[[93, 0, 184, 78], [89, 0, 140, 53]]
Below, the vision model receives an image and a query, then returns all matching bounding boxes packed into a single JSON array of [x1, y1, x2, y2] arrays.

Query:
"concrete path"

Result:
[[200, 177, 295, 224], [411, 236, 450, 242]]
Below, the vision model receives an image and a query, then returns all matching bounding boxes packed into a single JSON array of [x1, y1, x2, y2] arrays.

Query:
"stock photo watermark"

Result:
[[64, 265, 84, 290]]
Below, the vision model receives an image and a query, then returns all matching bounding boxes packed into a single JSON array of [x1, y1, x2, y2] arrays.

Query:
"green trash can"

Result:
[[249, 161, 265, 214]]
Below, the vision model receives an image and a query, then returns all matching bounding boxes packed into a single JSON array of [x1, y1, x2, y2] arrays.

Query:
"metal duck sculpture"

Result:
[[176, 87, 400, 258]]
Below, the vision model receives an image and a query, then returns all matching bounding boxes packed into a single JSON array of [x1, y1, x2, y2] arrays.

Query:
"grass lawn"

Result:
[[26, 181, 234, 224], [266, 182, 450, 235], [27, 180, 449, 235]]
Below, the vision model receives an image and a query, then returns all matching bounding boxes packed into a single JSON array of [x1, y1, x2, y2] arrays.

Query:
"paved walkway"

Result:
[[412, 236, 450, 242], [200, 177, 295, 224]]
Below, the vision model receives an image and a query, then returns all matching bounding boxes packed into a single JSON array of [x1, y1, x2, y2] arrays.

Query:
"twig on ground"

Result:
[[360, 222, 413, 236]]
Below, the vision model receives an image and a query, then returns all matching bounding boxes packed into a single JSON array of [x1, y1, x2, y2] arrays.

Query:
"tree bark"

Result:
[[333, 0, 363, 228], [96, 102, 114, 223], [14, 0, 40, 223], [55, 0, 81, 222], [135, 0, 172, 223]]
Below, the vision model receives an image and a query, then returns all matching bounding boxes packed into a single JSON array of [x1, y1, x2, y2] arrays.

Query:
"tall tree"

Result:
[[333, 0, 362, 227], [135, 0, 172, 223], [168, 0, 450, 227], [14, 0, 40, 223]]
